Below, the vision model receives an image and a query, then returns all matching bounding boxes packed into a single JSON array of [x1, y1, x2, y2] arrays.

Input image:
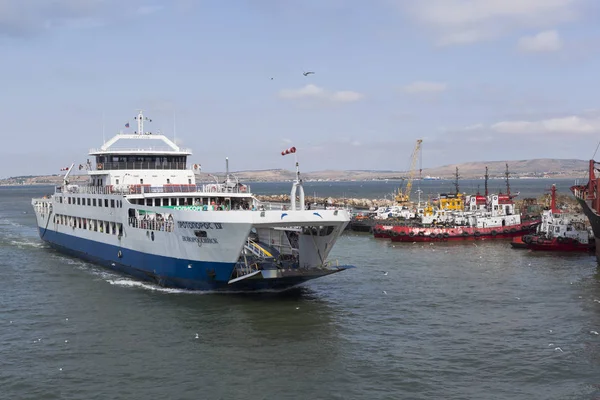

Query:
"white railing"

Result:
[[55, 183, 252, 196], [89, 147, 192, 153], [129, 217, 175, 232]]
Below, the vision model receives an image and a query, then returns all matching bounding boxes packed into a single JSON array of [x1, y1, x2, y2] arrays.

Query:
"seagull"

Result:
[[383, 290, 387, 295], [270, 77, 274, 80], [303, 71, 315, 76], [295, 307, 300, 310], [591, 330, 599, 335], [195, 333, 199, 339], [555, 347, 563, 352], [383, 272, 388, 276], [59, 368, 63, 371], [65, 340, 69, 343]]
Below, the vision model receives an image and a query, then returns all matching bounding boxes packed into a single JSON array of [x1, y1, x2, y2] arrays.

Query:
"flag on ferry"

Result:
[[125, 122, 130, 128], [60, 166, 70, 171]]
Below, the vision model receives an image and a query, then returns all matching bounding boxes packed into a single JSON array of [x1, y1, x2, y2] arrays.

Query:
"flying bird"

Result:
[[303, 71, 315, 76]]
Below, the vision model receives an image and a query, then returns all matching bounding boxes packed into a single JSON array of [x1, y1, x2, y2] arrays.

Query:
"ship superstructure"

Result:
[[32, 111, 352, 291]]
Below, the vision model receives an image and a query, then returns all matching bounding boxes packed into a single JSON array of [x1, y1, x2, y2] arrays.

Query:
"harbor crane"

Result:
[[395, 139, 423, 204]]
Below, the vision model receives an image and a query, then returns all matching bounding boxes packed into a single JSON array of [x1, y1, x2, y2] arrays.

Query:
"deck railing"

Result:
[[55, 183, 252, 196], [95, 162, 188, 171]]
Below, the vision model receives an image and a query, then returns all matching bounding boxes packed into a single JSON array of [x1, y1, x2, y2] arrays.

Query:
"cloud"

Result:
[[451, 114, 600, 136], [492, 115, 600, 134], [0, 1, 164, 38], [517, 30, 562, 52], [402, 81, 447, 94], [397, 0, 583, 45], [278, 84, 363, 103]]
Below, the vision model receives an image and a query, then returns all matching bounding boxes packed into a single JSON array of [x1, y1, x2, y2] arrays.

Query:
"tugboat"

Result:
[[512, 184, 594, 252], [378, 165, 540, 242]]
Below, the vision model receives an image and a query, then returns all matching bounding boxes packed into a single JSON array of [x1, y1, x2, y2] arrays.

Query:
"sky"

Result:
[[2, 0, 600, 178]]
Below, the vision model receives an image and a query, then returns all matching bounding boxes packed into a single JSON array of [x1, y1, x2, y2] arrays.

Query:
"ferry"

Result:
[[31, 111, 353, 291]]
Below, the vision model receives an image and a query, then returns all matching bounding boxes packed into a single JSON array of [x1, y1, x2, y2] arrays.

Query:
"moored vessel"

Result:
[[570, 160, 600, 258], [31, 111, 353, 291], [375, 164, 540, 242], [512, 184, 593, 252]]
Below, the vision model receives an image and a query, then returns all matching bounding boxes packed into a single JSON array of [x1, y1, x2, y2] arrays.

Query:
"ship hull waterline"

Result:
[[377, 221, 540, 243], [40, 228, 351, 292]]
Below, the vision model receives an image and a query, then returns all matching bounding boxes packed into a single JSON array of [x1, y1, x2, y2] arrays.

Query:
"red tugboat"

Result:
[[378, 164, 541, 242], [511, 184, 594, 252]]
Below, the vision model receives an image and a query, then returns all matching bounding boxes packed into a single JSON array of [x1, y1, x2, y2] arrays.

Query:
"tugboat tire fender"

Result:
[[408, 232, 415, 237], [537, 237, 544, 244], [437, 233, 443, 239], [418, 231, 425, 236], [462, 231, 469, 236], [443, 232, 449, 238], [510, 228, 517, 233], [503, 229, 509, 234], [398, 231, 405, 236], [491, 230, 497, 236], [557, 236, 564, 243], [474, 231, 481, 236]]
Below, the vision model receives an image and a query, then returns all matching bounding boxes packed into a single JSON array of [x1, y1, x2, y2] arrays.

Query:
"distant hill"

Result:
[[0, 158, 589, 185], [419, 158, 588, 179]]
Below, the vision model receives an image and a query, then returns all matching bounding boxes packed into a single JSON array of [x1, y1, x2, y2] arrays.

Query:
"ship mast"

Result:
[[454, 167, 460, 195], [134, 109, 152, 135], [505, 163, 511, 197], [484, 166, 489, 197], [550, 184, 558, 212]]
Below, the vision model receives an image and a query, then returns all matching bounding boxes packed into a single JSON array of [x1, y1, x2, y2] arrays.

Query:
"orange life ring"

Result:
[[193, 164, 199, 170], [97, 163, 103, 170]]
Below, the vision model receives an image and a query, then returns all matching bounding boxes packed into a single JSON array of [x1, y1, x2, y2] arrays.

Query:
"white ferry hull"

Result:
[[33, 201, 351, 291]]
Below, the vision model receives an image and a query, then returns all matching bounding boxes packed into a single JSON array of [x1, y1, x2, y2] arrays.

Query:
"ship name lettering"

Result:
[[177, 221, 224, 230], [182, 236, 219, 244]]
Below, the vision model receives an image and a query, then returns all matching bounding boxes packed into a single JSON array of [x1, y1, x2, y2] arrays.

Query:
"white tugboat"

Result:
[[31, 111, 353, 291]]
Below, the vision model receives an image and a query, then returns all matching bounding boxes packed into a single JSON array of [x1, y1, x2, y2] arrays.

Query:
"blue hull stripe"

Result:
[[38, 229, 327, 291]]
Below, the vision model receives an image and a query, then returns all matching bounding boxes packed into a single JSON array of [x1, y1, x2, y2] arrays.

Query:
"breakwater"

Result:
[[255, 193, 580, 213], [255, 194, 392, 209]]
